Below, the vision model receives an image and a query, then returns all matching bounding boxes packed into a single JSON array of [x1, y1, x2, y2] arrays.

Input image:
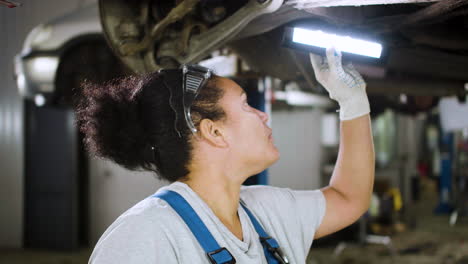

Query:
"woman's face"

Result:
[[216, 77, 279, 173]]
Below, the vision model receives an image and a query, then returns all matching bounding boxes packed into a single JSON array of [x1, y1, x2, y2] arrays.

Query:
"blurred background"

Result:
[[1, 0, 468, 263]]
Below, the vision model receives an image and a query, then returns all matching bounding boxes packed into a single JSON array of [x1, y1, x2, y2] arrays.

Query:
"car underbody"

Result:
[[99, 0, 467, 97]]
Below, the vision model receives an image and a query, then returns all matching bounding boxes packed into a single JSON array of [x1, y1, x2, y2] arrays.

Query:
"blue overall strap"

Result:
[[153, 190, 235, 264], [240, 202, 289, 264]]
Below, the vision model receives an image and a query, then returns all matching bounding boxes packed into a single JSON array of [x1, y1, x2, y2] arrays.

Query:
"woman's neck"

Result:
[[182, 177, 240, 221], [179, 175, 244, 240]]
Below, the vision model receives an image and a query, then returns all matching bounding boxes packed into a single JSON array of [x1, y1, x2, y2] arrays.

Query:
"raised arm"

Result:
[[309, 48, 375, 239]]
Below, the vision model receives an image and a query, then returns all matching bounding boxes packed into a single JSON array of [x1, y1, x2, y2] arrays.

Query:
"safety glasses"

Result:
[[160, 64, 213, 138]]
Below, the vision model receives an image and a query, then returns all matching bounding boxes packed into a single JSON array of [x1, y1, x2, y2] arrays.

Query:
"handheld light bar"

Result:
[[283, 26, 383, 59]]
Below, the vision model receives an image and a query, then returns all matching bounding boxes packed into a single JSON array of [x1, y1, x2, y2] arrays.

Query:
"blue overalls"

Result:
[[153, 190, 290, 264]]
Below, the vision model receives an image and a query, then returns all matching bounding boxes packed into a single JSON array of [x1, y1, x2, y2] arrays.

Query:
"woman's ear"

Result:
[[199, 119, 228, 148]]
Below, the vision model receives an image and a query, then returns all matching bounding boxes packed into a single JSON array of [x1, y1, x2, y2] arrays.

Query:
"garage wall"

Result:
[[0, 0, 96, 248], [269, 109, 324, 190]]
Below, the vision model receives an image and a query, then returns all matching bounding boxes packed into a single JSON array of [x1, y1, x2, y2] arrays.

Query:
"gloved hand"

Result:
[[309, 47, 370, 120]]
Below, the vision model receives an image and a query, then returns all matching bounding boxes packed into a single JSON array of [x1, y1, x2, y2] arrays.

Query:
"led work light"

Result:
[[282, 26, 383, 60]]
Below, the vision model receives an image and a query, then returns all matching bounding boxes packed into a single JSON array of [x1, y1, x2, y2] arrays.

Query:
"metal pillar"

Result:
[[435, 132, 454, 214]]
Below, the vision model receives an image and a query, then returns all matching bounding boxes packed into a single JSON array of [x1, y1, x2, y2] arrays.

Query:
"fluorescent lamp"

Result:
[[25, 56, 59, 83], [286, 27, 383, 59], [34, 94, 46, 107]]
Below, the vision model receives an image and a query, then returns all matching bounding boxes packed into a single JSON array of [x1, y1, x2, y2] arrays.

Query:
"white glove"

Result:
[[309, 47, 370, 120]]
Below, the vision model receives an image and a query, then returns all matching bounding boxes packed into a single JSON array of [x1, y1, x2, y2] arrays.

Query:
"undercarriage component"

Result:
[[398, 0, 468, 27], [285, 0, 440, 9], [117, 0, 199, 56], [99, 0, 283, 73], [98, 0, 468, 100]]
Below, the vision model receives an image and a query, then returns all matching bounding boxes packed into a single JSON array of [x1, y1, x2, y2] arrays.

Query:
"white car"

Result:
[[14, 4, 127, 107]]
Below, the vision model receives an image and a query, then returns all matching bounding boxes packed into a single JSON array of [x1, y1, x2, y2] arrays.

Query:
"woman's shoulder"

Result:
[[239, 184, 325, 215], [239, 185, 296, 212], [96, 195, 183, 242], [115, 195, 182, 228], [240, 184, 292, 201], [90, 196, 182, 263]]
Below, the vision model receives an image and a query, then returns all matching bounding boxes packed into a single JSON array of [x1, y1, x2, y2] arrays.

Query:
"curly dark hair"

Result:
[[75, 69, 226, 182]]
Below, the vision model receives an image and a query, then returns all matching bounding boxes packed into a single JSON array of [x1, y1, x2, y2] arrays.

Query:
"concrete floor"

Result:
[[308, 178, 468, 264], [0, 248, 91, 264], [1, 178, 467, 264]]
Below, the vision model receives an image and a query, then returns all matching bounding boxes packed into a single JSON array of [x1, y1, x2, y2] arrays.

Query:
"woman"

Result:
[[79, 47, 374, 263]]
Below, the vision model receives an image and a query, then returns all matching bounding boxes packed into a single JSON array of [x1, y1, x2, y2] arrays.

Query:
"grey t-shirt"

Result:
[[89, 182, 326, 264]]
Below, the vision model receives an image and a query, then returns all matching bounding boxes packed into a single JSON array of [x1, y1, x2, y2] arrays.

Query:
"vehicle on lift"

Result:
[[15, 0, 468, 114], [14, 4, 127, 107]]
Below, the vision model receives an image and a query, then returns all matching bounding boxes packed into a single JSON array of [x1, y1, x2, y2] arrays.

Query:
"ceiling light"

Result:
[[34, 94, 46, 107]]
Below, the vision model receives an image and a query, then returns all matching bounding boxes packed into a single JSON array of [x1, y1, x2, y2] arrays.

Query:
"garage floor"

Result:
[[1, 178, 467, 264], [308, 178, 468, 264]]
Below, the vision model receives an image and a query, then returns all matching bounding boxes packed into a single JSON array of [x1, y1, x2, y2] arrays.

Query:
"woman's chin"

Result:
[[266, 149, 280, 167]]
